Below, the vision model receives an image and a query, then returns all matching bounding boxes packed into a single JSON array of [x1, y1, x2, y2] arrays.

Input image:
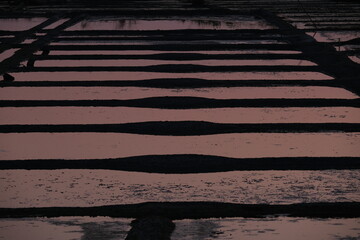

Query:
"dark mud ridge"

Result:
[[0, 78, 336, 88], [1, 155, 359, 172], [1, 97, 359, 108], [1, 122, 360, 134], [1, 202, 360, 219]]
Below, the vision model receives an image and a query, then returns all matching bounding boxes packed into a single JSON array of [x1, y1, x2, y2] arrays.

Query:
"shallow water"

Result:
[[0, 86, 355, 100], [1, 170, 359, 207], [10, 71, 333, 81], [34, 59, 316, 67], [0, 18, 47, 31], [0, 49, 18, 62], [0, 217, 359, 240], [0, 133, 359, 160], [0, 107, 358, 124]]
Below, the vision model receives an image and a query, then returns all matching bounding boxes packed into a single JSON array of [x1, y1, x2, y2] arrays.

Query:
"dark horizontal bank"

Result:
[[49, 29, 285, 36], [1, 97, 359, 108], [0, 155, 359, 172], [51, 34, 287, 42], [0, 79, 335, 88], [0, 122, 359, 134], [1, 202, 360, 219], [36, 43, 296, 52], [16, 65, 319, 73], [31, 53, 305, 61], [1, 28, 285, 37]]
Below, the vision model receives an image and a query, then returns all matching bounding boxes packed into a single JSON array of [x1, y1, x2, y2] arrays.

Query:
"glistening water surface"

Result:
[[0, 217, 359, 240], [0, 133, 359, 160], [0, 86, 355, 100], [0, 107, 358, 124], [1, 170, 359, 207]]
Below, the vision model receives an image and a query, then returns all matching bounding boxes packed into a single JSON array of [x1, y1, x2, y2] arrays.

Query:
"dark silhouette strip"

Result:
[[1, 202, 359, 219], [0, 122, 359, 134], [0, 79, 336, 88], [0, 155, 359, 172]]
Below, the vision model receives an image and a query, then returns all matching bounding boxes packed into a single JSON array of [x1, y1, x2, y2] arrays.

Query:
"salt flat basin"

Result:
[[0, 217, 359, 240], [0, 18, 47, 31], [0, 86, 353, 100], [0, 169, 359, 207], [308, 31, 360, 42], [34, 59, 316, 67], [43, 18, 70, 30], [9, 71, 333, 81], [65, 18, 275, 31], [0, 107, 359, 125], [0, 133, 359, 160], [0, 49, 18, 62]]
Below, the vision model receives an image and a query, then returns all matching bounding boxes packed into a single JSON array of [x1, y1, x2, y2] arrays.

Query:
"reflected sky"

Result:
[[0, 107, 358, 124], [0, 18, 47, 31], [1, 169, 359, 207], [0, 217, 359, 240], [0, 133, 359, 160], [0, 13, 359, 240], [0, 86, 355, 100], [34, 59, 317, 67]]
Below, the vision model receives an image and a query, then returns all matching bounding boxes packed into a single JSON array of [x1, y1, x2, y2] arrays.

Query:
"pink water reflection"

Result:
[[1, 217, 359, 240], [11, 71, 333, 81], [0, 133, 359, 160], [0, 18, 47, 31], [35, 59, 317, 67], [0, 169, 359, 207], [0, 107, 358, 125], [0, 49, 18, 62], [0, 86, 355, 100]]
